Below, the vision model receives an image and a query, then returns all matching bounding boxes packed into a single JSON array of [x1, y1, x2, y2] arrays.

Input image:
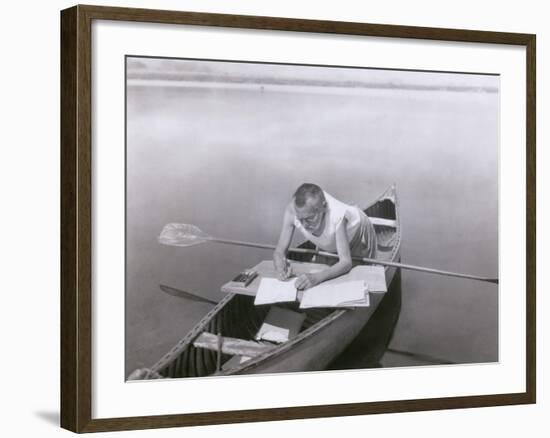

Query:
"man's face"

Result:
[[295, 196, 326, 233]]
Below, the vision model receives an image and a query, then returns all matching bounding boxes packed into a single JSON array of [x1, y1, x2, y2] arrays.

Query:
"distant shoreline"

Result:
[[127, 72, 498, 93]]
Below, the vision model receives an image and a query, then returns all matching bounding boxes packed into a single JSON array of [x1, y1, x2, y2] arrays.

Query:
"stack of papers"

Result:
[[355, 265, 387, 292], [299, 280, 370, 309]]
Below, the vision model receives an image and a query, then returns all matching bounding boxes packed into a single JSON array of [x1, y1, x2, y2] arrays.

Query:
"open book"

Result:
[[253, 264, 386, 308]]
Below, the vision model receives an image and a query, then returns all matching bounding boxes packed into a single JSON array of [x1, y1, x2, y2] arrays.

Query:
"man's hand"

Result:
[[274, 257, 293, 281], [295, 273, 321, 290]]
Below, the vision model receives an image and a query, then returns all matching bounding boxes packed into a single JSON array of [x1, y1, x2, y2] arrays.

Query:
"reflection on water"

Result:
[[126, 73, 498, 377]]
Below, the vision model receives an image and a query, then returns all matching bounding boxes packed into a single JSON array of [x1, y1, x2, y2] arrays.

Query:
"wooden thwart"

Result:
[[194, 332, 273, 357], [369, 217, 396, 227]]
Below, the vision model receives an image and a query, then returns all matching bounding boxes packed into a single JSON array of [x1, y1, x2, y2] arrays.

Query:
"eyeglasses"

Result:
[[297, 205, 325, 225]]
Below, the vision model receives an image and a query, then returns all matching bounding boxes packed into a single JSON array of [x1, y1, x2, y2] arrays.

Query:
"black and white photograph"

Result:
[[124, 56, 499, 380], [2, 0, 545, 434]]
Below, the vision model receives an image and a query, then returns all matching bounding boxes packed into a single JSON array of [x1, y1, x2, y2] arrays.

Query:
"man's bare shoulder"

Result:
[[283, 202, 296, 224]]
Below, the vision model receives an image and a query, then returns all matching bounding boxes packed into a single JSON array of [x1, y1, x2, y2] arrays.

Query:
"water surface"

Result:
[[125, 60, 498, 377]]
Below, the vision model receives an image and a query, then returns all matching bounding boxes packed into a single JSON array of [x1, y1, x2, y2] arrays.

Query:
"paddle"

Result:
[[158, 223, 499, 285]]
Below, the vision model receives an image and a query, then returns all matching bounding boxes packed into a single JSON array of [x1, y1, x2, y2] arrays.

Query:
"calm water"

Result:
[[125, 78, 499, 377]]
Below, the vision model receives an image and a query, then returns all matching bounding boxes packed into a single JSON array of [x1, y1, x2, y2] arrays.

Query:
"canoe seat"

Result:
[[371, 217, 398, 254], [193, 332, 273, 357], [370, 217, 396, 228]]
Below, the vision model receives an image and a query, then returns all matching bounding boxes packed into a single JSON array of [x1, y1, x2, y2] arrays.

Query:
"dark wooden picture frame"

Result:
[[61, 4, 536, 433]]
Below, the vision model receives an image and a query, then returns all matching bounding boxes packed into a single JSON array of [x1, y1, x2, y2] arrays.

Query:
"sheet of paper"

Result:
[[254, 277, 297, 305], [359, 266, 388, 292], [255, 323, 290, 343], [349, 265, 387, 292], [299, 280, 368, 309]]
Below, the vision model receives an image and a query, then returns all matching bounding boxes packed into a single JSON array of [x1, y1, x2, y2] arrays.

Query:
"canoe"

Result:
[[131, 185, 401, 379]]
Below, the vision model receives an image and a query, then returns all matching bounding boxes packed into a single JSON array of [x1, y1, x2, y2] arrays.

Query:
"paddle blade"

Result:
[[158, 223, 212, 247]]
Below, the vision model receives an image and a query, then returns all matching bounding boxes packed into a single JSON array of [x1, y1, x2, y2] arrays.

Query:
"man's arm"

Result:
[[273, 204, 296, 280], [295, 219, 353, 290]]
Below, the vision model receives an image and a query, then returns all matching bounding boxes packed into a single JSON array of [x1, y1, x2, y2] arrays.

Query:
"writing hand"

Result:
[[274, 258, 293, 281]]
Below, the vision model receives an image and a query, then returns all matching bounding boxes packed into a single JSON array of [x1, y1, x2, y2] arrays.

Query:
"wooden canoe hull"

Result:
[[141, 185, 401, 379]]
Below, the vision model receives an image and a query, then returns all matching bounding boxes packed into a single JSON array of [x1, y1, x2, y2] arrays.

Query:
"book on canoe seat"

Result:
[[251, 265, 386, 306], [220, 261, 386, 308]]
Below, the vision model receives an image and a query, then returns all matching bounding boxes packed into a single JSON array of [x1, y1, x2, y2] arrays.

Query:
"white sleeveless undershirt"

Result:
[[293, 191, 363, 252]]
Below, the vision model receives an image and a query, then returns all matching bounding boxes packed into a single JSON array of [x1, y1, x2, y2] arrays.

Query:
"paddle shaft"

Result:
[[210, 237, 498, 285]]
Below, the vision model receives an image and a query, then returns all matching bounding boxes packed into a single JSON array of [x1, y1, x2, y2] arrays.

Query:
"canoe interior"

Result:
[[157, 295, 335, 378], [154, 188, 399, 379]]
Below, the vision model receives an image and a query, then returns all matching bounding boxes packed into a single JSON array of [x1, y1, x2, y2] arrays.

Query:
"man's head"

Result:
[[293, 183, 327, 233]]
